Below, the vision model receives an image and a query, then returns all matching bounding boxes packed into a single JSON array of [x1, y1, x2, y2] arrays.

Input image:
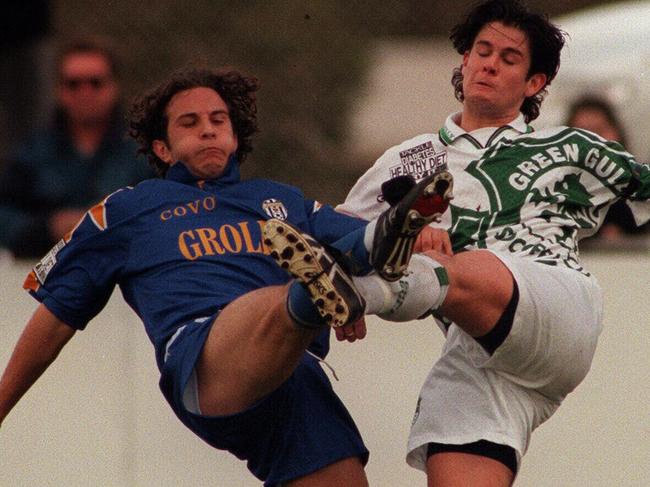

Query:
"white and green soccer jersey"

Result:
[[340, 113, 650, 273]]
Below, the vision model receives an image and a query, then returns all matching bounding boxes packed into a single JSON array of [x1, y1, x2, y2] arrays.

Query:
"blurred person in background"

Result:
[[0, 37, 152, 259], [566, 95, 650, 241]]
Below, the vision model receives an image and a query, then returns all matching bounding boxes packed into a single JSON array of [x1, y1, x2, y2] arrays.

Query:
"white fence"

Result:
[[1, 252, 649, 486]]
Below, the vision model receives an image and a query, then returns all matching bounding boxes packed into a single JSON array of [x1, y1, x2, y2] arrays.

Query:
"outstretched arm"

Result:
[[0, 304, 76, 426]]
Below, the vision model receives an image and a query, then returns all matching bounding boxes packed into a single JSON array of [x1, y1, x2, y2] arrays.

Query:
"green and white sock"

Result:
[[352, 254, 449, 322]]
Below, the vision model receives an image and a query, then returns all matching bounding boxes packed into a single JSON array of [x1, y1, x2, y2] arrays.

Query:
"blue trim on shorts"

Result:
[[158, 314, 368, 485]]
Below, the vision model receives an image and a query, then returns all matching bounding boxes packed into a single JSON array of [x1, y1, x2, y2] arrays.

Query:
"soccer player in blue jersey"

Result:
[[0, 67, 452, 486]]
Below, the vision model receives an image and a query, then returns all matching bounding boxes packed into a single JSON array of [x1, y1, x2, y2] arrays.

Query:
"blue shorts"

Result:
[[158, 315, 369, 486]]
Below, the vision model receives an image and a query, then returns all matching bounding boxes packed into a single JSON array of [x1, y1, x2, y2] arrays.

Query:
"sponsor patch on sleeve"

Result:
[[32, 239, 67, 285]]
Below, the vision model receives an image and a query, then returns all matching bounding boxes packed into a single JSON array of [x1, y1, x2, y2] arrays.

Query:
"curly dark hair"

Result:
[[129, 67, 260, 177], [450, 0, 566, 123]]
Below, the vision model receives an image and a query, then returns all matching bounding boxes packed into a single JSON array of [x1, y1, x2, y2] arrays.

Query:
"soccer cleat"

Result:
[[371, 170, 454, 281], [380, 175, 417, 206], [263, 219, 366, 328]]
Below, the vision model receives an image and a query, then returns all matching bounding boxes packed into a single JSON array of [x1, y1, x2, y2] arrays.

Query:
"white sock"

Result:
[[351, 271, 395, 315], [352, 254, 449, 322]]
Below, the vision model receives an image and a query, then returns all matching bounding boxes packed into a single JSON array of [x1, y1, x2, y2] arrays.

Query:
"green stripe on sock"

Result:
[[434, 266, 449, 286]]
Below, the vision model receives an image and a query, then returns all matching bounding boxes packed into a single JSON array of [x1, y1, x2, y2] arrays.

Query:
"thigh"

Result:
[[197, 285, 318, 415], [285, 456, 368, 487], [426, 450, 514, 487]]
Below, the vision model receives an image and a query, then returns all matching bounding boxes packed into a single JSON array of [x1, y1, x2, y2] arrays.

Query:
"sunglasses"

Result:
[[61, 76, 111, 91]]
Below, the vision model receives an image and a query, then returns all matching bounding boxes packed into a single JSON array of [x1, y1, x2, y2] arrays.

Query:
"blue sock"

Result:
[[287, 280, 326, 329], [329, 226, 372, 275]]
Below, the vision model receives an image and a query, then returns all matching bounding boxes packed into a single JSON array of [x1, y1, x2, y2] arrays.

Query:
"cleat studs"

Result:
[[264, 219, 362, 328]]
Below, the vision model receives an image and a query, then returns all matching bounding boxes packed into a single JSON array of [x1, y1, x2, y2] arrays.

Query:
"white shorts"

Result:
[[406, 252, 604, 472]]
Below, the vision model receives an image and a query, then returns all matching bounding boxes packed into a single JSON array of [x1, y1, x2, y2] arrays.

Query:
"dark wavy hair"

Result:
[[129, 67, 260, 177], [450, 0, 566, 122]]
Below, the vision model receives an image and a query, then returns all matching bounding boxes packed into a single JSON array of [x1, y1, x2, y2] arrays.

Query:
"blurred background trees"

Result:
[[3, 0, 622, 203]]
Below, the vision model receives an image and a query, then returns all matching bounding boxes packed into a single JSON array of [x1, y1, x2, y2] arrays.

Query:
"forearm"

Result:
[[0, 305, 76, 424]]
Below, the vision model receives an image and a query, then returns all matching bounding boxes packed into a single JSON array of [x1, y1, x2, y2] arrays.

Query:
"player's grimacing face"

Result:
[[461, 22, 545, 118], [153, 87, 238, 179]]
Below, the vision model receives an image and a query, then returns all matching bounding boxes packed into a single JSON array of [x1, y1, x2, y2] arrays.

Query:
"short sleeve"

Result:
[[23, 189, 132, 329]]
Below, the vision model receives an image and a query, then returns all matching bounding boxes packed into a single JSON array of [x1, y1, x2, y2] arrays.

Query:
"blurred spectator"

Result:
[[566, 96, 649, 241], [567, 96, 627, 145], [0, 37, 152, 258]]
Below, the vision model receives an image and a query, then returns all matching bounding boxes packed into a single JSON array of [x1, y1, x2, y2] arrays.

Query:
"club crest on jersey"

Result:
[[262, 198, 288, 220], [391, 141, 448, 179], [33, 239, 67, 284]]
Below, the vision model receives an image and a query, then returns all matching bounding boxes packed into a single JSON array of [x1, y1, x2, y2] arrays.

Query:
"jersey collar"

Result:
[[165, 154, 241, 189], [439, 111, 533, 149]]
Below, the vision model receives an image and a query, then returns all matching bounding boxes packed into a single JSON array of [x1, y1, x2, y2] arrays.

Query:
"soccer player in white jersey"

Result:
[[339, 0, 650, 485]]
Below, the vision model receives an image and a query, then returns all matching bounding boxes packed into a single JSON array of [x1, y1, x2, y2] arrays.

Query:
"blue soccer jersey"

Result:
[[24, 158, 366, 367]]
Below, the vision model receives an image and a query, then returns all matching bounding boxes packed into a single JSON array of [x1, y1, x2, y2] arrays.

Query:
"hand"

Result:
[[48, 208, 86, 241], [334, 317, 367, 343], [414, 226, 453, 256]]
